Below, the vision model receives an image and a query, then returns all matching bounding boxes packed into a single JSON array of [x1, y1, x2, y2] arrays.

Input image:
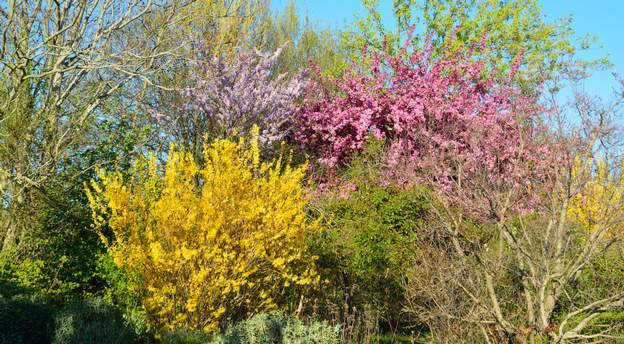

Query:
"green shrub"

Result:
[[0, 181, 105, 300], [223, 313, 285, 344], [95, 253, 151, 337], [308, 139, 430, 335], [224, 313, 340, 344], [311, 185, 428, 327], [0, 281, 148, 344], [280, 316, 341, 344], [163, 328, 215, 344], [52, 297, 136, 344], [554, 247, 624, 337]]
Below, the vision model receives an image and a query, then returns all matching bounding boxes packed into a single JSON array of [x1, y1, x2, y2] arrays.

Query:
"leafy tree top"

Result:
[[342, 0, 609, 89]]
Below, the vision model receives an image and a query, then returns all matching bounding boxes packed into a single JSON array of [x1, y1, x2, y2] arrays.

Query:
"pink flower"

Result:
[[297, 34, 553, 214]]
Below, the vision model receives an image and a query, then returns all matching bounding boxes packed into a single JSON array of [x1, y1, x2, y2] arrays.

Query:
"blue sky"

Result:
[[272, 0, 623, 101]]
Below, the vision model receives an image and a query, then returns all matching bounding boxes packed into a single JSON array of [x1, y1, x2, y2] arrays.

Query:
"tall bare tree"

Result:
[[0, 0, 187, 251]]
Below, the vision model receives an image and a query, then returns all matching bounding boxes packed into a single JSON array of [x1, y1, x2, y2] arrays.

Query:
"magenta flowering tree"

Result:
[[296, 37, 563, 277], [296, 37, 553, 214], [297, 41, 540, 169], [152, 45, 308, 158]]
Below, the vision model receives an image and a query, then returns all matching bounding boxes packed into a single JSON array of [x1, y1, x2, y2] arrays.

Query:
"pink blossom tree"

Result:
[[298, 38, 539, 167], [297, 35, 553, 211]]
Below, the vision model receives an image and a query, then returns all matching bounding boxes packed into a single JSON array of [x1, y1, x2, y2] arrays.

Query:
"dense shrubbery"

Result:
[[0, 182, 105, 299], [220, 313, 340, 344], [1, 0, 623, 343]]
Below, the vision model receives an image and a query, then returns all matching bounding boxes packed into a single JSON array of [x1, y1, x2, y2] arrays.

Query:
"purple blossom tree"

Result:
[[151, 45, 308, 158]]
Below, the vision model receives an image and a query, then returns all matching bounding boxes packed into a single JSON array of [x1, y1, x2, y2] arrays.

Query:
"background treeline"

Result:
[[1, 0, 623, 343]]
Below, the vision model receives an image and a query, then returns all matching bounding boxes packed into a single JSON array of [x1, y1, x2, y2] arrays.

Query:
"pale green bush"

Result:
[[163, 313, 341, 344], [52, 297, 135, 344]]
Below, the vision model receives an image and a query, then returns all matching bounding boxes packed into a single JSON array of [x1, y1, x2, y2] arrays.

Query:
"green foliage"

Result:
[[252, 0, 348, 77], [94, 253, 152, 338], [309, 140, 430, 330], [0, 111, 149, 301], [279, 317, 341, 344], [581, 311, 624, 335], [223, 313, 286, 344], [0, 202, 103, 299], [554, 246, 624, 336], [163, 329, 216, 344], [575, 247, 624, 301], [0, 281, 145, 344], [343, 0, 608, 88]]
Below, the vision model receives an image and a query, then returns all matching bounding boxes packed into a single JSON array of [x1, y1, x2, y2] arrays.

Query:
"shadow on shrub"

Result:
[[53, 297, 137, 344], [0, 283, 55, 344]]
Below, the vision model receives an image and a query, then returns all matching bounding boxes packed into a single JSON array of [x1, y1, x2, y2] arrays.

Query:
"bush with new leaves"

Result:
[[307, 140, 431, 331], [86, 127, 319, 333]]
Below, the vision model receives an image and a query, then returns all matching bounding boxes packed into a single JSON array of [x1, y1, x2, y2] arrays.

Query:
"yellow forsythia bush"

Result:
[[568, 157, 624, 236], [86, 127, 319, 333]]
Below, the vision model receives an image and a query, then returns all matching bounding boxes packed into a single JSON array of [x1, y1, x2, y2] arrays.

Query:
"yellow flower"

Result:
[[86, 127, 319, 334], [568, 157, 624, 237]]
